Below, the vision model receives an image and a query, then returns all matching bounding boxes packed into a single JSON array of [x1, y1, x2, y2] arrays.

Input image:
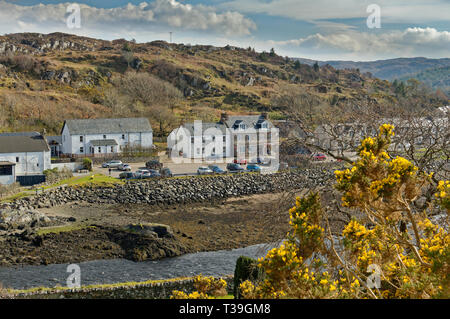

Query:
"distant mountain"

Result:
[[295, 57, 450, 96], [296, 57, 450, 78], [399, 66, 450, 97]]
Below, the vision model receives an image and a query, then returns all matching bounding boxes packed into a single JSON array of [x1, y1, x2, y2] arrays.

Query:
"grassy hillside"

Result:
[[0, 33, 447, 135]]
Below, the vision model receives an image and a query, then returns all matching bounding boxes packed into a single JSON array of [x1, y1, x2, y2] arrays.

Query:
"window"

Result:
[[223, 136, 226, 142], [111, 146, 114, 152], [197, 148, 200, 155], [0, 166, 12, 176], [191, 137, 194, 144], [80, 136, 83, 142], [80, 147, 84, 153], [122, 134, 125, 140], [212, 136, 216, 141], [103, 135, 107, 139], [98, 147, 102, 153], [16, 157, 19, 163], [37, 163, 39, 167]]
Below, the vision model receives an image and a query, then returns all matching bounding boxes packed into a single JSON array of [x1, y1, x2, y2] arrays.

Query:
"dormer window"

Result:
[[261, 123, 268, 129], [239, 124, 247, 130]]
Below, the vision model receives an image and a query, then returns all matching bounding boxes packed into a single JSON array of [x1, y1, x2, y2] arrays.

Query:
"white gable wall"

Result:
[[0, 151, 51, 175]]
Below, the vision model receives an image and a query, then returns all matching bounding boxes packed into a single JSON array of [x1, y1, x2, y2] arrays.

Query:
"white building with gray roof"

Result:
[[167, 113, 276, 160], [61, 118, 153, 156], [0, 132, 51, 185]]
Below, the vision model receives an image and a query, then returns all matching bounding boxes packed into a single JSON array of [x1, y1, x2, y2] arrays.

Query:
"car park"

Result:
[[246, 164, 261, 172], [227, 163, 245, 173], [208, 165, 225, 174], [102, 160, 123, 168], [197, 166, 213, 175]]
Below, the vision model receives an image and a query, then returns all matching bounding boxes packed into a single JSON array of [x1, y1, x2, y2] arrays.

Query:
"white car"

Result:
[[118, 164, 132, 171], [197, 166, 213, 175]]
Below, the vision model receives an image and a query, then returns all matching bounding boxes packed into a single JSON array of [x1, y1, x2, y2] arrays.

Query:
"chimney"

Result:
[[220, 113, 229, 123], [261, 112, 268, 120]]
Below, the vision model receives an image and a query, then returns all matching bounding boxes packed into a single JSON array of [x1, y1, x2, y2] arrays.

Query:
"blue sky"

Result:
[[1, 0, 449, 61]]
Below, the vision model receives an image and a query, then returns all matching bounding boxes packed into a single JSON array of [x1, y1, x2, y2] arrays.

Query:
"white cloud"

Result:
[[221, 0, 450, 24], [268, 27, 450, 60], [0, 0, 256, 37]]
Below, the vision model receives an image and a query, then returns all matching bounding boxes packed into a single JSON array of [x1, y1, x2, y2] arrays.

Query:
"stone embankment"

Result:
[[1, 168, 338, 211]]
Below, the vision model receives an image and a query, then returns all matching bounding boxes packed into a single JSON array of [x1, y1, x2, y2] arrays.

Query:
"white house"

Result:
[[0, 132, 51, 185], [168, 113, 276, 160], [60, 118, 153, 156]]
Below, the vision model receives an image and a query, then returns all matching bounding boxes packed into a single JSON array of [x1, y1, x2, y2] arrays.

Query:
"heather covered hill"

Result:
[[0, 33, 447, 135]]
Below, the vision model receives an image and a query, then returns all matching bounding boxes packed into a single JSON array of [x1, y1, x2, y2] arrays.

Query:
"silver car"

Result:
[[197, 166, 213, 175], [102, 160, 123, 168]]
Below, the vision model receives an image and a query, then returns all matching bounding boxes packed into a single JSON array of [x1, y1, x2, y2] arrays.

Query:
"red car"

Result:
[[312, 153, 327, 161], [233, 158, 247, 165]]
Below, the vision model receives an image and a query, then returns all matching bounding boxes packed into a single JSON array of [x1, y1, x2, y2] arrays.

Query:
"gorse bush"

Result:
[[174, 124, 449, 299], [171, 275, 228, 299]]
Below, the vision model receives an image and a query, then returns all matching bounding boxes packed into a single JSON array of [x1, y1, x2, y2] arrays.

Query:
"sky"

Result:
[[0, 0, 449, 61]]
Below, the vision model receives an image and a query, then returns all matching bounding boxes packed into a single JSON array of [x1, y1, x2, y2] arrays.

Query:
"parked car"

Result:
[[135, 169, 150, 178], [233, 158, 247, 165], [197, 166, 213, 175], [147, 169, 161, 178], [208, 165, 225, 174], [312, 153, 327, 161], [160, 168, 173, 178], [227, 163, 245, 173], [102, 160, 123, 168], [250, 157, 271, 165], [118, 164, 132, 171], [146, 160, 163, 170], [119, 172, 138, 180], [246, 164, 261, 172]]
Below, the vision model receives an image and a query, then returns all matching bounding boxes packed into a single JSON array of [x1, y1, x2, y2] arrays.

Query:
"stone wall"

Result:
[[12, 276, 234, 299], [1, 168, 339, 211]]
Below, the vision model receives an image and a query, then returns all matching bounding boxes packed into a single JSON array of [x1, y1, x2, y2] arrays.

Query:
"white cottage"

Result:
[[61, 118, 153, 156], [0, 132, 51, 185]]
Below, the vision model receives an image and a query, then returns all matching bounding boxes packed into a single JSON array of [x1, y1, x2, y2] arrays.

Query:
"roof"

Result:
[[0, 133, 50, 153], [182, 122, 227, 136], [90, 139, 118, 146], [62, 118, 153, 135], [0, 161, 15, 166], [222, 115, 274, 129]]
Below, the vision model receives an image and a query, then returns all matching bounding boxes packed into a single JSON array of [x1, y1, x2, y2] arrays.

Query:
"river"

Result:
[[0, 243, 276, 290]]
